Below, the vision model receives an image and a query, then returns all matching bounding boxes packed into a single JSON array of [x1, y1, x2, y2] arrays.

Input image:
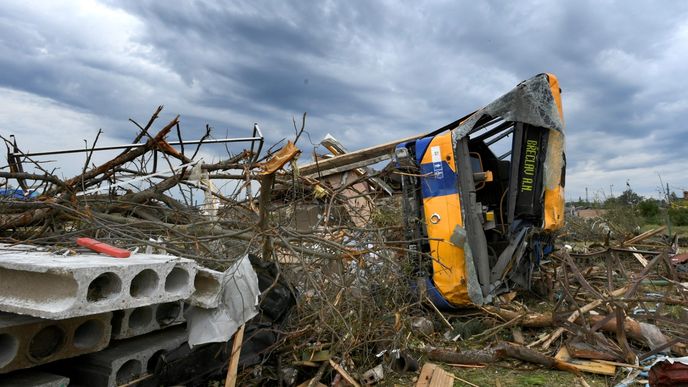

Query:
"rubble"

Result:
[[0, 105, 685, 386]]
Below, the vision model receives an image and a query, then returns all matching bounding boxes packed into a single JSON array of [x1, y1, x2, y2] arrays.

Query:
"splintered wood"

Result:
[[416, 363, 455, 387], [555, 347, 616, 376]]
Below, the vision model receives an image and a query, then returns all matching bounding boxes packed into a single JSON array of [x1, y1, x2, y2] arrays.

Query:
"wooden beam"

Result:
[[416, 363, 455, 387], [307, 154, 392, 178], [623, 226, 666, 245], [555, 347, 616, 376], [328, 359, 361, 387], [298, 133, 426, 176], [224, 324, 246, 387]]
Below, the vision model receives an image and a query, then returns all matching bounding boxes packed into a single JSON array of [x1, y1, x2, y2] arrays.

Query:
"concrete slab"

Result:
[[0, 370, 69, 387], [111, 301, 185, 339], [0, 311, 111, 374], [0, 245, 197, 319], [65, 325, 188, 387], [189, 267, 222, 309]]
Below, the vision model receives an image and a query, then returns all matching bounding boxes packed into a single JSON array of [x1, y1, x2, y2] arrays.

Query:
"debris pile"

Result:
[[0, 107, 294, 386], [0, 107, 686, 386]]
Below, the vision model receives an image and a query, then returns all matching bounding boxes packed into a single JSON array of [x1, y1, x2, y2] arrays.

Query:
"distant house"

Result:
[[574, 208, 607, 218]]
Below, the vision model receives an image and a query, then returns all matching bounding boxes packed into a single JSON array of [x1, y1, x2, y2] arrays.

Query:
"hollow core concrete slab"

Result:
[[0, 245, 197, 319], [0, 311, 111, 374]]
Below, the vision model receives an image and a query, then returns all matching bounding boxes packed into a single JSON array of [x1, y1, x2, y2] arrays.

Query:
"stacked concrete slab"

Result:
[[0, 249, 197, 319], [0, 244, 206, 385], [0, 245, 263, 386], [0, 311, 111, 374], [62, 325, 188, 387], [110, 301, 185, 339]]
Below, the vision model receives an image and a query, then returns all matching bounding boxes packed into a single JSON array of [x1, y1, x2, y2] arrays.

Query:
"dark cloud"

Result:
[[0, 0, 687, 198]]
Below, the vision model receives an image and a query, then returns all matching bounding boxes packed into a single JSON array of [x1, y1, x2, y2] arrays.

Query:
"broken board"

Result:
[[555, 347, 616, 376], [416, 362, 454, 387]]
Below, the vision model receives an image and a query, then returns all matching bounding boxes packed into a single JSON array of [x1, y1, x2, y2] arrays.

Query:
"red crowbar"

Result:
[[76, 237, 131, 258]]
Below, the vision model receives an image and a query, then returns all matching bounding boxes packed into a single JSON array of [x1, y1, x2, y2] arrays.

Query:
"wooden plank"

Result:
[[555, 347, 616, 376], [224, 324, 246, 387], [416, 363, 437, 387], [416, 363, 455, 387], [319, 135, 394, 194], [430, 368, 455, 387], [305, 154, 391, 178], [298, 133, 427, 176], [566, 341, 618, 361], [623, 226, 666, 245], [329, 359, 361, 387], [592, 359, 644, 369], [301, 349, 331, 362], [628, 246, 649, 267]]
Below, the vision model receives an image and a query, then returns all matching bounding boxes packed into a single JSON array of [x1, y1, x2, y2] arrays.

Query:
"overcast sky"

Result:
[[1, 0, 687, 200]]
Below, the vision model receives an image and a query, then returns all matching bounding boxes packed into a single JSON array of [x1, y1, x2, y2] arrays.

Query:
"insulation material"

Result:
[[451, 73, 564, 141], [259, 141, 300, 174], [450, 72, 566, 232], [185, 255, 261, 347]]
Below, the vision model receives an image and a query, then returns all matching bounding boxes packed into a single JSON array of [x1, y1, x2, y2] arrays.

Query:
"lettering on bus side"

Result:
[[521, 139, 538, 192]]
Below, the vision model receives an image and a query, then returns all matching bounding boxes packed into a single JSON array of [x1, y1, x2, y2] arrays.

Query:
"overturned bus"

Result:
[[395, 73, 566, 307]]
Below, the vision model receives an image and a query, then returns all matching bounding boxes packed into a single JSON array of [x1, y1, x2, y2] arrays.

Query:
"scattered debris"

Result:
[[0, 82, 686, 386], [554, 346, 616, 376], [411, 317, 435, 336], [361, 364, 384, 385]]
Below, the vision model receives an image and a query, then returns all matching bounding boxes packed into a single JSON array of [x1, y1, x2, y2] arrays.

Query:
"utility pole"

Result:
[[585, 187, 589, 204], [610, 184, 614, 198], [666, 183, 672, 236]]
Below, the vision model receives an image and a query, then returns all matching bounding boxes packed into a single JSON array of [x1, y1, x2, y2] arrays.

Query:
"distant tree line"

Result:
[[570, 188, 688, 227]]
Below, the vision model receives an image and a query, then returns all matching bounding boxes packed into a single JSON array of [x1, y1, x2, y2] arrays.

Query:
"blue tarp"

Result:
[[0, 188, 38, 200]]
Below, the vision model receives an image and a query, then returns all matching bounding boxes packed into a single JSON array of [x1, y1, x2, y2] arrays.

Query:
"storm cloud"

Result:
[[1, 0, 687, 199]]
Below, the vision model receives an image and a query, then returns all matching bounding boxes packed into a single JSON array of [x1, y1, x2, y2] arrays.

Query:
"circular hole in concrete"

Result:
[[0, 333, 19, 368], [129, 306, 153, 330], [73, 319, 105, 349], [28, 325, 66, 361], [116, 359, 142, 385], [129, 269, 159, 298], [147, 349, 167, 374], [155, 302, 182, 327], [87, 272, 122, 302], [193, 271, 220, 298], [165, 267, 189, 294]]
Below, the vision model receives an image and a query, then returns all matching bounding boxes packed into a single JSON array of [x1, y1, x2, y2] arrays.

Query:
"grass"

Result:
[[383, 363, 612, 387], [448, 364, 611, 387]]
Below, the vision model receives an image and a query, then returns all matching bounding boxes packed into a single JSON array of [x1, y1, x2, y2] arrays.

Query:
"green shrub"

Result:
[[669, 207, 688, 226], [638, 199, 661, 224], [602, 204, 642, 235]]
